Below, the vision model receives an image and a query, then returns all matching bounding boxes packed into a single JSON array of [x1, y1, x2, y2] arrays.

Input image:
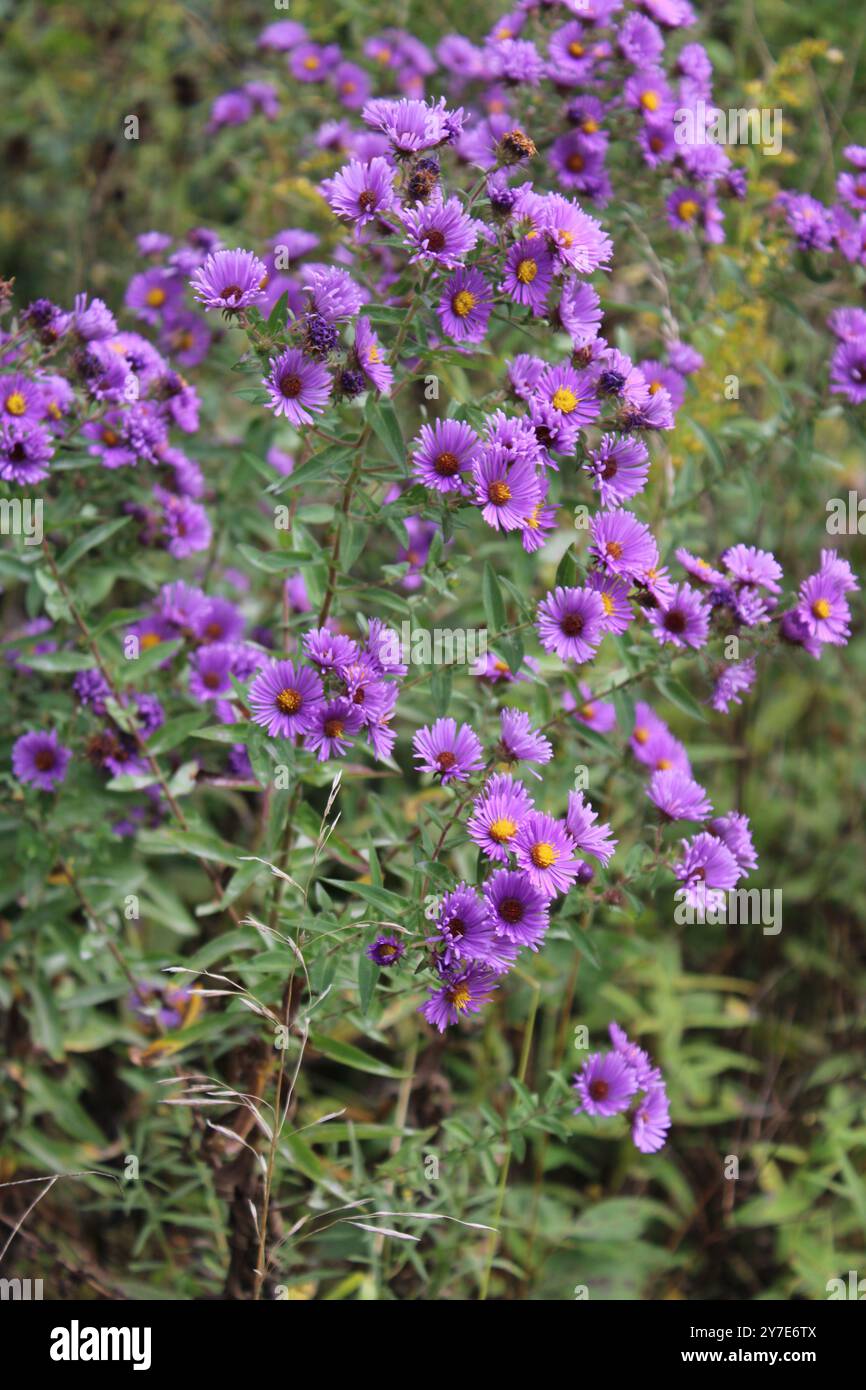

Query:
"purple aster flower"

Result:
[[722, 544, 783, 594], [367, 935, 405, 967], [363, 96, 450, 152], [323, 157, 396, 228], [437, 266, 493, 344], [156, 489, 212, 559], [263, 348, 332, 425], [248, 659, 324, 738], [528, 400, 580, 463], [291, 42, 340, 82], [1, 373, 45, 421], [189, 642, 236, 701], [401, 194, 479, 268], [419, 964, 498, 1032], [827, 307, 866, 342], [434, 884, 498, 965], [538, 195, 613, 273], [302, 628, 359, 671], [0, 419, 54, 484], [631, 704, 692, 775], [608, 1022, 657, 1087], [472, 448, 541, 531], [413, 717, 484, 784], [795, 573, 851, 649], [585, 571, 634, 636], [73, 669, 111, 714], [666, 187, 724, 243], [12, 729, 72, 792], [353, 317, 393, 394], [647, 769, 712, 821], [72, 293, 117, 341], [483, 868, 549, 949], [674, 831, 742, 911], [507, 353, 546, 400], [190, 248, 267, 313], [632, 1084, 671, 1153], [566, 790, 617, 865], [497, 708, 552, 767], [708, 811, 758, 876], [501, 237, 554, 315], [775, 191, 835, 252], [638, 359, 686, 411], [124, 268, 183, 325], [559, 279, 603, 348], [562, 682, 617, 735], [333, 61, 372, 110], [207, 89, 254, 131], [303, 265, 365, 322], [304, 697, 365, 761], [620, 12, 665, 63], [536, 586, 607, 663], [513, 811, 581, 899], [534, 363, 600, 428], [589, 510, 659, 581], [668, 340, 704, 375], [710, 658, 757, 713], [486, 37, 545, 87], [830, 338, 866, 405], [466, 772, 534, 862], [258, 20, 307, 51], [411, 418, 479, 493], [585, 434, 650, 507], [820, 549, 860, 594], [573, 1051, 638, 1118], [649, 582, 711, 649]]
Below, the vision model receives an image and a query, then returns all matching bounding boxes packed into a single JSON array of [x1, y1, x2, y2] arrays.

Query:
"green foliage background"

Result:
[[0, 0, 864, 1301]]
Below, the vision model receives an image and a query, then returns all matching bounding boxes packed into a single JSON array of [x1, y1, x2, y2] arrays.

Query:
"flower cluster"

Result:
[[574, 1021, 671, 1154], [248, 620, 403, 762], [775, 146, 866, 404]]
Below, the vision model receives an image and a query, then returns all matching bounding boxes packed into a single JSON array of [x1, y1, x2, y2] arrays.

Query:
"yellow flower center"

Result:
[[582, 118, 599, 133], [5, 392, 26, 416], [641, 90, 661, 112], [580, 703, 595, 720], [567, 152, 585, 172], [140, 632, 161, 651], [489, 817, 517, 843], [569, 41, 584, 57], [812, 598, 831, 619], [516, 258, 538, 284], [678, 198, 700, 222], [368, 345, 380, 363], [450, 984, 472, 1011], [276, 688, 302, 714], [600, 592, 614, 616], [530, 841, 558, 869], [552, 386, 578, 413], [489, 481, 511, 505], [656, 756, 672, 770], [303, 55, 320, 70], [634, 726, 650, 745], [145, 287, 167, 308], [453, 289, 477, 317]]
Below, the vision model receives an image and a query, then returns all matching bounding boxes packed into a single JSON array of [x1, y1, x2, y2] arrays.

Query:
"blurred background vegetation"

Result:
[[1, 0, 865, 1300]]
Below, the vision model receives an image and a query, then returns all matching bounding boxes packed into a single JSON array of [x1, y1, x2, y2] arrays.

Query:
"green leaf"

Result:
[[367, 398, 405, 467], [482, 561, 506, 636], [654, 676, 706, 722], [308, 1032, 409, 1078], [57, 516, 132, 574], [25, 650, 96, 673]]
